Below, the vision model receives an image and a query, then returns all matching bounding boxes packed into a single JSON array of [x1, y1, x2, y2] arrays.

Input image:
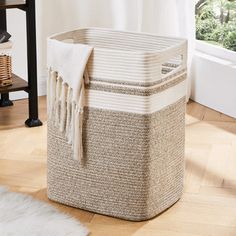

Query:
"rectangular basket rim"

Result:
[[48, 27, 187, 56]]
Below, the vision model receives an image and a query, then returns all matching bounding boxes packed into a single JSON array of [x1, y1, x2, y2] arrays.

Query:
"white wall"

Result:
[[191, 43, 236, 118], [7, 9, 27, 100]]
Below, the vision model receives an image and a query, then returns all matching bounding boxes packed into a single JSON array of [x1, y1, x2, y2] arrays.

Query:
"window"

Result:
[[195, 0, 236, 52]]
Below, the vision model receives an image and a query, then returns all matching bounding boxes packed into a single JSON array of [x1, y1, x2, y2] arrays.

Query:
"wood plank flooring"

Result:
[[0, 97, 236, 236]]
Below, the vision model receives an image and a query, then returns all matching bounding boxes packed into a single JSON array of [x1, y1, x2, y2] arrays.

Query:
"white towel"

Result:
[[47, 38, 93, 162]]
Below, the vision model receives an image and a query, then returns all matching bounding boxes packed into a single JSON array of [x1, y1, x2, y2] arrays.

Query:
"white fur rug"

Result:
[[0, 187, 89, 236]]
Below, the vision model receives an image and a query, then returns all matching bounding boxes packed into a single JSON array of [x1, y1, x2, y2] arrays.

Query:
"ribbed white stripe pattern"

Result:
[[50, 28, 188, 84], [85, 80, 186, 114], [48, 28, 188, 162]]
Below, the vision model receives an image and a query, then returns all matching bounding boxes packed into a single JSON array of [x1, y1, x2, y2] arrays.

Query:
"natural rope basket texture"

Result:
[[0, 41, 13, 87], [0, 55, 12, 87], [47, 28, 188, 221]]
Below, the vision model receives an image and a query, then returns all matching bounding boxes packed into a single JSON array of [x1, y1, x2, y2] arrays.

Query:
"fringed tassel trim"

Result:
[[48, 70, 87, 163]]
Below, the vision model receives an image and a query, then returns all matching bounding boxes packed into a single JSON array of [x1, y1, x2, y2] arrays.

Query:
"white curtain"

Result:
[[37, 0, 195, 99]]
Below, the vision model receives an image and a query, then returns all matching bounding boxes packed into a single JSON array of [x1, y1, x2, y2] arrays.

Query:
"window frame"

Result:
[[195, 40, 236, 63]]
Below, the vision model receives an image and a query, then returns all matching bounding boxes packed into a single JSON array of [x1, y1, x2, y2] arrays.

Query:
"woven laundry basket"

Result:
[[0, 41, 13, 87], [47, 28, 187, 221]]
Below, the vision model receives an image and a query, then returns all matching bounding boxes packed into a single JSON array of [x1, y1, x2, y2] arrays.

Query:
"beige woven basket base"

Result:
[[47, 97, 185, 221]]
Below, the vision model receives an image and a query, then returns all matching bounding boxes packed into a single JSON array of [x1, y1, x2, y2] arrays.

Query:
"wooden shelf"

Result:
[[0, 74, 28, 93], [0, 0, 26, 9], [0, 0, 42, 126]]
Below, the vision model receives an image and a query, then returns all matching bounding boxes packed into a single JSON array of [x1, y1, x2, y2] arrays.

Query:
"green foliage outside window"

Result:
[[196, 0, 236, 51]]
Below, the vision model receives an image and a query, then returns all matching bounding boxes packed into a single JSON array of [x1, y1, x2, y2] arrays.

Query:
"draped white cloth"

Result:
[[47, 38, 93, 161], [37, 0, 195, 100]]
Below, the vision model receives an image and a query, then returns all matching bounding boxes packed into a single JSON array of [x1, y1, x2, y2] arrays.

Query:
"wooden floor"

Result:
[[1, 96, 236, 236]]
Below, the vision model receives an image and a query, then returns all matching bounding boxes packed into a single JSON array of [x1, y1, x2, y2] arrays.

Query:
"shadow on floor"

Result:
[[186, 157, 236, 197], [186, 100, 236, 135]]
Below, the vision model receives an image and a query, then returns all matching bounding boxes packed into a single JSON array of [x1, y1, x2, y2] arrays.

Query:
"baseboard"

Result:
[[191, 51, 236, 118]]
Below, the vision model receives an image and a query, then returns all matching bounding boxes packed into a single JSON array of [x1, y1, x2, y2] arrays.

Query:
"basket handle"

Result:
[[159, 41, 188, 79]]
